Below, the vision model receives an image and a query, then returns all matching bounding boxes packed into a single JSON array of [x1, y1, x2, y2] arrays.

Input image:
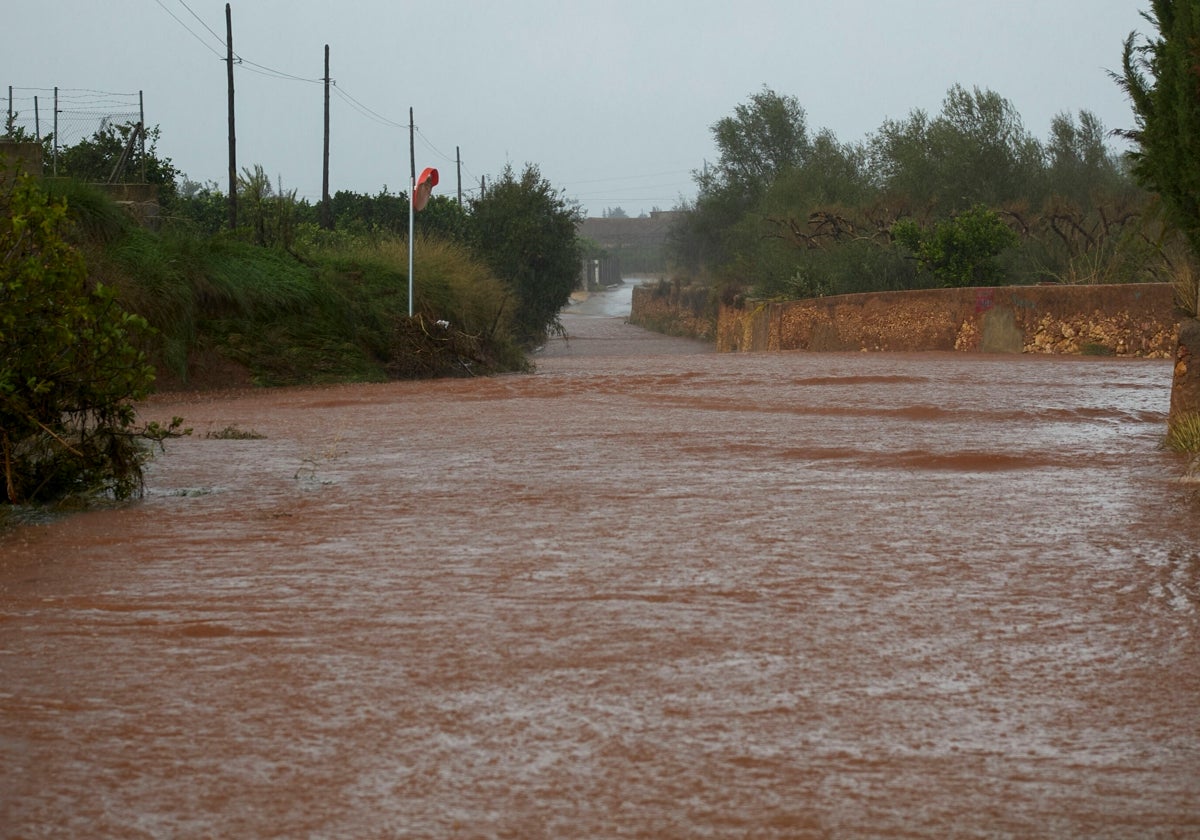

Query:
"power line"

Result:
[[331, 86, 407, 129], [152, 0, 224, 59], [175, 0, 226, 47], [415, 127, 457, 164], [153, 0, 320, 83], [235, 56, 322, 84], [150, 0, 473, 175]]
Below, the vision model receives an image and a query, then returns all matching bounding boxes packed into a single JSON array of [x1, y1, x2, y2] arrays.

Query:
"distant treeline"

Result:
[[667, 85, 1189, 299]]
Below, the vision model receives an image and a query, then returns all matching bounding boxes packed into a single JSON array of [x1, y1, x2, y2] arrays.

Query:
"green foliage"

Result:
[[1116, 0, 1200, 256], [469, 163, 583, 345], [872, 85, 1042, 212], [749, 235, 920, 300], [322, 187, 409, 235], [236, 164, 302, 248], [765, 130, 872, 212], [672, 87, 814, 275], [54, 122, 180, 203], [3, 111, 36, 142], [171, 179, 227, 234], [102, 215, 527, 387], [0, 175, 183, 504], [1165, 412, 1200, 453], [417, 194, 471, 243], [893, 206, 1019, 287], [205, 425, 266, 440], [1043, 110, 1126, 205], [42, 178, 131, 244], [705, 86, 811, 203], [672, 82, 1143, 299], [667, 193, 738, 276]]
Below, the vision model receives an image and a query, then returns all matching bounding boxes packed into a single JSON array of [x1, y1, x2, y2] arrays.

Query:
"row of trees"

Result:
[[667, 82, 1165, 299]]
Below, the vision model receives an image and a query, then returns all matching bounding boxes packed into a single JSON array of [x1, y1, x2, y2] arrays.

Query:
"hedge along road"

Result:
[[1, 285, 1199, 838]]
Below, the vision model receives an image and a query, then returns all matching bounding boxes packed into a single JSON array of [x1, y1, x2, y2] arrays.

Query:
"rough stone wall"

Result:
[[629, 281, 718, 340], [712, 284, 1179, 358]]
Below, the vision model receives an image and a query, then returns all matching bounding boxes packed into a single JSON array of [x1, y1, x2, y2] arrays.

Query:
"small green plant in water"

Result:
[[1165, 412, 1200, 454], [205, 425, 266, 440]]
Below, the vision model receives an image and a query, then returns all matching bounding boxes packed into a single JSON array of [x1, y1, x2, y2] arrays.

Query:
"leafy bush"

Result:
[[892, 205, 1019, 287], [1, 175, 183, 504], [469, 163, 583, 345]]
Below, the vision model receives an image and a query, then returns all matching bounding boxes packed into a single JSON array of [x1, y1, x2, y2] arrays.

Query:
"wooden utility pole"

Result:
[[456, 146, 462, 205], [408, 107, 416, 187], [320, 44, 333, 229], [225, 2, 238, 230], [138, 90, 146, 182]]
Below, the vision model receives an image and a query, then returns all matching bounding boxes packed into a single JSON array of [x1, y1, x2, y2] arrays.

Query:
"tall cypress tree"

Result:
[[1116, 0, 1200, 255], [1117, 0, 1200, 431]]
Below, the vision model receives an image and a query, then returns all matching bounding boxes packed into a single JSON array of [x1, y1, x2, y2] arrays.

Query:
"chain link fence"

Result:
[[4, 86, 143, 176]]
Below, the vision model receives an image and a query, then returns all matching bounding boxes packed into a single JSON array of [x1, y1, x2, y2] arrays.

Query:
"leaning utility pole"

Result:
[[225, 2, 238, 230], [320, 43, 333, 229]]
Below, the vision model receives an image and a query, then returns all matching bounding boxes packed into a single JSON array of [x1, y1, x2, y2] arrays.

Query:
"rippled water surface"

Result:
[[2, 303, 1198, 838]]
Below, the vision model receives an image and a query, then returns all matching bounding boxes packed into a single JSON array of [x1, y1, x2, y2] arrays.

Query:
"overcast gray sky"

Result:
[[6, 1, 1148, 218]]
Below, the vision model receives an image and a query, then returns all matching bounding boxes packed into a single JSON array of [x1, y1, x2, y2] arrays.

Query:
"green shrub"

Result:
[[1, 175, 184, 504], [1165, 412, 1200, 454], [892, 205, 1019, 287]]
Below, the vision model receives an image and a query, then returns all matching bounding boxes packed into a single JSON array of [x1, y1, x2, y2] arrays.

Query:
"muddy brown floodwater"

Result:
[[2, 302, 1200, 839]]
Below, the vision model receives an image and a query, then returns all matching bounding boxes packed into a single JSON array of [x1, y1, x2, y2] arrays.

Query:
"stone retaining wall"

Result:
[[639, 283, 1179, 358], [0, 141, 42, 184], [629, 280, 718, 340]]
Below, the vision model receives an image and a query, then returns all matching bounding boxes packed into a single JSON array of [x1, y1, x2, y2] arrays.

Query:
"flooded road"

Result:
[[2, 289, 1199, 838]]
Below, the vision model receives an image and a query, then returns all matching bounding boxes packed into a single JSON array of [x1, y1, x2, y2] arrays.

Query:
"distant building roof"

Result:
[[578, 210, 681, 249]]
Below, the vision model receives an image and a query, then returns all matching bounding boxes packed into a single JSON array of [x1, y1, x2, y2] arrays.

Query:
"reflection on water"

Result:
[[567, 276, 655, 318], [1, 317, 1198, 838]]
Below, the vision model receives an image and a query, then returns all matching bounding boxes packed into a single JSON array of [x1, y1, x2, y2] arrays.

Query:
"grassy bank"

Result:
[[61, 182, 527, 389]]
